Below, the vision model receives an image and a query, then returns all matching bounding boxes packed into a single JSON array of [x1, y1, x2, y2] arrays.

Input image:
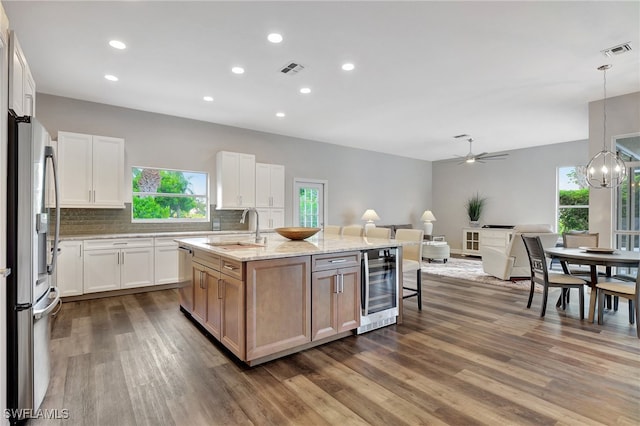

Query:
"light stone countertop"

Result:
[[58, 230, 267, 241], [176, 233, 404, 262]]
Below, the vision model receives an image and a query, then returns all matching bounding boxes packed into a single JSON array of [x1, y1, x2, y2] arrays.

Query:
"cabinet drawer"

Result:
[[221, 257, 243, 280], [312, 251, 361, 272], [193, 250, 221, 271], [84, 238, 153, 250]]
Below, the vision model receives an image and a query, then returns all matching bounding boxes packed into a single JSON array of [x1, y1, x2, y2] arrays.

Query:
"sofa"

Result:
[[481, 224, 559, 280]]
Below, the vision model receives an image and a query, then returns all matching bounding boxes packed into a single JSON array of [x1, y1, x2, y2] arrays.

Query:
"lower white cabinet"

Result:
[[55, 241, 84, 297], [154, 237, 180, 285], [83, 238, 154, 293]]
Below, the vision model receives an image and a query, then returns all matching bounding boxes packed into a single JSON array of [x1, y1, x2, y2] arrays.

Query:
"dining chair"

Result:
[[342, 224, 363, 237], [365, 227, 391, 239], [323, 225, 342, 235], [596, 271, 639, 338], [562, 232, 600, 276], [522, 235, 586, 319], [395, 228, 424, 310]]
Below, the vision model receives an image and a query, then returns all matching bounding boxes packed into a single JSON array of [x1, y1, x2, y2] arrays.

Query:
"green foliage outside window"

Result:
[[299, 188, 319, 227], [132, 167, 208, 221], [558, 188, 589, 234]]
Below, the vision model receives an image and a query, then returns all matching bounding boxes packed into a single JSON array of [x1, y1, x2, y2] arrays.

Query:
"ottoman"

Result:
[[422, 242, 450, 263]]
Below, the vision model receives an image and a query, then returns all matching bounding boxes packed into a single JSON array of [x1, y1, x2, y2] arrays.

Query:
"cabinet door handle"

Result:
[[93, 190, 96, 203], [223, 264, 237, 271], [121, 252, 125, 264], [340, 274, 345, 293], [219, 279, 225, 299], [334, 274, 339, 293], [79, 245, 82, 257], [89, 190, 92, 202], [117, 252, 120, 265], [200, 271, 205, 289], [329, 259, 347, 264]]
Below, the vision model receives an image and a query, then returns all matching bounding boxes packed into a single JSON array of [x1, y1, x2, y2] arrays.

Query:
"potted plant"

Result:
[[465, 193, 486, 227]]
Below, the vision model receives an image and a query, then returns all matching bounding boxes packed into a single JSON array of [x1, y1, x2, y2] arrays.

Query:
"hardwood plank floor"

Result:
[[32, 276, 639, 425]]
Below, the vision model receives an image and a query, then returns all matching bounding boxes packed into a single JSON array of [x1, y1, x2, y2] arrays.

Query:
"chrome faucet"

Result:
[[241, 208, 262, 243]]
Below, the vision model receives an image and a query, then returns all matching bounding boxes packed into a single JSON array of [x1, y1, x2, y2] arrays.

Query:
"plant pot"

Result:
[[469, 221, 481, 228]]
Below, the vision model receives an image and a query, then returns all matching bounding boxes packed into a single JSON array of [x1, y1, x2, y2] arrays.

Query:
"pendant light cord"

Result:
[[602, 67, 607, 151]]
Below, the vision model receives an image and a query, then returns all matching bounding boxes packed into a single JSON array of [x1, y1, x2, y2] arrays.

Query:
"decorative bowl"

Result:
[[275, 227, 321, 240]]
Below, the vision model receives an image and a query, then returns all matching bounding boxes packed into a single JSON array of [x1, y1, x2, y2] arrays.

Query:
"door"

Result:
[[293, 179, 327, 228], [92, 136, 124, 207], [120, 247, 154, 289], [0, 29, 8, 420], [58, 132, 93, 206], [56, 241, 83, 297]]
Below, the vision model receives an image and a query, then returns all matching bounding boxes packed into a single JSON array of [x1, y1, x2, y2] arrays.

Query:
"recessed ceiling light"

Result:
[[276, 112, 285, 118], [203, 96, 214, 102], [268, 33, 283, 43], [104, 74, 118, 82], [108, 40, 126, 50], [341, 63, 355, 71], [231, 66, 245, 74], [299, 87, 311, 94]]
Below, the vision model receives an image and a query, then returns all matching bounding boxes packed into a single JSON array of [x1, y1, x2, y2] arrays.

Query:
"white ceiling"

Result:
[[4, 1, 639, 161]]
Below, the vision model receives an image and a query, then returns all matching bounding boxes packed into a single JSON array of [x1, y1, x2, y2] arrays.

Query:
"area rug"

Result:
[[421, 257, 543, 293]]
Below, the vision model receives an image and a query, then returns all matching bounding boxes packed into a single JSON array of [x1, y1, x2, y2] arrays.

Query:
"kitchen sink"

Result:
[[205, 241, 264, 249]]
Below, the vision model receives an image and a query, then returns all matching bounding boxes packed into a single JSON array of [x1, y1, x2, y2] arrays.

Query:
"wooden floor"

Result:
[[34, 275, 640, 426]]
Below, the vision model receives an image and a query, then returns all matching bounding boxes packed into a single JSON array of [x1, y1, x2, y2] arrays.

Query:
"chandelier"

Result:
[[586, 64, 626, 189]]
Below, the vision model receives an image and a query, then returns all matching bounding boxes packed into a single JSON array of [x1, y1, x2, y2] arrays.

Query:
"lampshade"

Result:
[[420, 210, 436, 222], [361, 209, 381, 222], [586, 64, 626, 189]]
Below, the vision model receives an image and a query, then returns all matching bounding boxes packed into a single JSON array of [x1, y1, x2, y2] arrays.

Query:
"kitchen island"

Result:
[[175, 233, 403, 366]]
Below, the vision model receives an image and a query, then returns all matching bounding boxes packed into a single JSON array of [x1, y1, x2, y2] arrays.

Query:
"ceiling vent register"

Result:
[[601, 42, 632, 57], [280, 62, 305, 75]]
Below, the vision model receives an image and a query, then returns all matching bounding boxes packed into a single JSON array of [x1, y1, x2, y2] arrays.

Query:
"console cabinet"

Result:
[[461, 228, 513, 256]]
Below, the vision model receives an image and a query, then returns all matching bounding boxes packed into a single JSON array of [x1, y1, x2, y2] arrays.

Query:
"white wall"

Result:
[[35, 94, 433, 228], [588, 92, 640, 247], [433, 139, 589, 251]]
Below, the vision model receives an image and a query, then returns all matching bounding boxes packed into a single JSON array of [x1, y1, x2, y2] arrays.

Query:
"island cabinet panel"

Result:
[[192, 261, 208, 325], [246, 256, 311, 361], [312, 259, 361, 341], [204, 266, 222, 339], [219, 274, 245, 359]]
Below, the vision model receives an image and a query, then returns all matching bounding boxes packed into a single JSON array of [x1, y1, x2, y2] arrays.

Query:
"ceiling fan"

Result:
[[453, 134, 508, 164]]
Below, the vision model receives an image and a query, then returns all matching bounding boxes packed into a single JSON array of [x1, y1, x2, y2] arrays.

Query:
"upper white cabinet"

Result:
[[216, 151, 255, 209], [57, 131, 125, 208], [9, 31, 36, 117], [255, 163, 285, 208]]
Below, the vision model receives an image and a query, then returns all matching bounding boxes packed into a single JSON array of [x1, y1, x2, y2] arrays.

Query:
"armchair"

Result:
[[481, 224, 558, 280]]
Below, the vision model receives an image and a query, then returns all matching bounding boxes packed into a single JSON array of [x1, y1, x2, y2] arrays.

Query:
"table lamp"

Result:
[[361, 209, 381, 234], [420, 210, 436, 236]]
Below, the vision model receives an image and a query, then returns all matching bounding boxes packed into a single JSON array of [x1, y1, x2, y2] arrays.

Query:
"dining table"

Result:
[[545, 247, 640, 322]]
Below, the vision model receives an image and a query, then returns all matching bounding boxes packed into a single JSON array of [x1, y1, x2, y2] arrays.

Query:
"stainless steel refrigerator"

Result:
[[6, 113, 60, 424]]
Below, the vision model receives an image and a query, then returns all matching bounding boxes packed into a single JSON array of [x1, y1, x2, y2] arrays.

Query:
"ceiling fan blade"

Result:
[[476, 152, 488, 158], [477, 153, 509, 160]]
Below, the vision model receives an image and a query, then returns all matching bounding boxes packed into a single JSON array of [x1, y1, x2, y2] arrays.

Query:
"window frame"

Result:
[[131, 166, 210, 223], [557, 166, 589, 234]]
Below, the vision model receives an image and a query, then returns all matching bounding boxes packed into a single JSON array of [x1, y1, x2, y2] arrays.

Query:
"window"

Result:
[[615, 133, 640, 253], [557, 166, 589, 233], [132, 167, 208, 222], [293, 179, 327, 228]]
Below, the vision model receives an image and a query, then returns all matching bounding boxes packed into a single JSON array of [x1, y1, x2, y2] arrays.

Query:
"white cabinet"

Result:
[[216, 151, 255, 209], [154, 237, 180, 285], [55, 241, 83, 297], [57, 132, 125, 208], [255, 163, 285, 208], [83, 238, 154, 293], [9, 31, 36, 117], [257, 208, 285, 230], [461, 228, 513, 256]]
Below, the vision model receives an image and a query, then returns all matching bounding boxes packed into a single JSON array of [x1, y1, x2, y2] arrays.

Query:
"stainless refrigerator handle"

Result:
[[45, 146, 60, 276], [0, 268, 11, 277], [33, 287, 61, 319]]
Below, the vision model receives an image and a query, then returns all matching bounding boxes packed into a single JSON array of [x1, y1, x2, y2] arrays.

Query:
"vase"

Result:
[[469, 221, 480, 228]]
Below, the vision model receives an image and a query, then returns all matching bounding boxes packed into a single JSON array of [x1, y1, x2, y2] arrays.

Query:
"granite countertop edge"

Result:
[[57, 230, 271, 241]]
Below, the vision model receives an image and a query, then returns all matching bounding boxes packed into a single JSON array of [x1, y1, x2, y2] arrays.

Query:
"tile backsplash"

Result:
[[50, 204, 248, 235]]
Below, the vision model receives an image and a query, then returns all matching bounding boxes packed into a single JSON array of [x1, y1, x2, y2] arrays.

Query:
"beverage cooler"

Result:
[[357, 247, 399, 334]]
